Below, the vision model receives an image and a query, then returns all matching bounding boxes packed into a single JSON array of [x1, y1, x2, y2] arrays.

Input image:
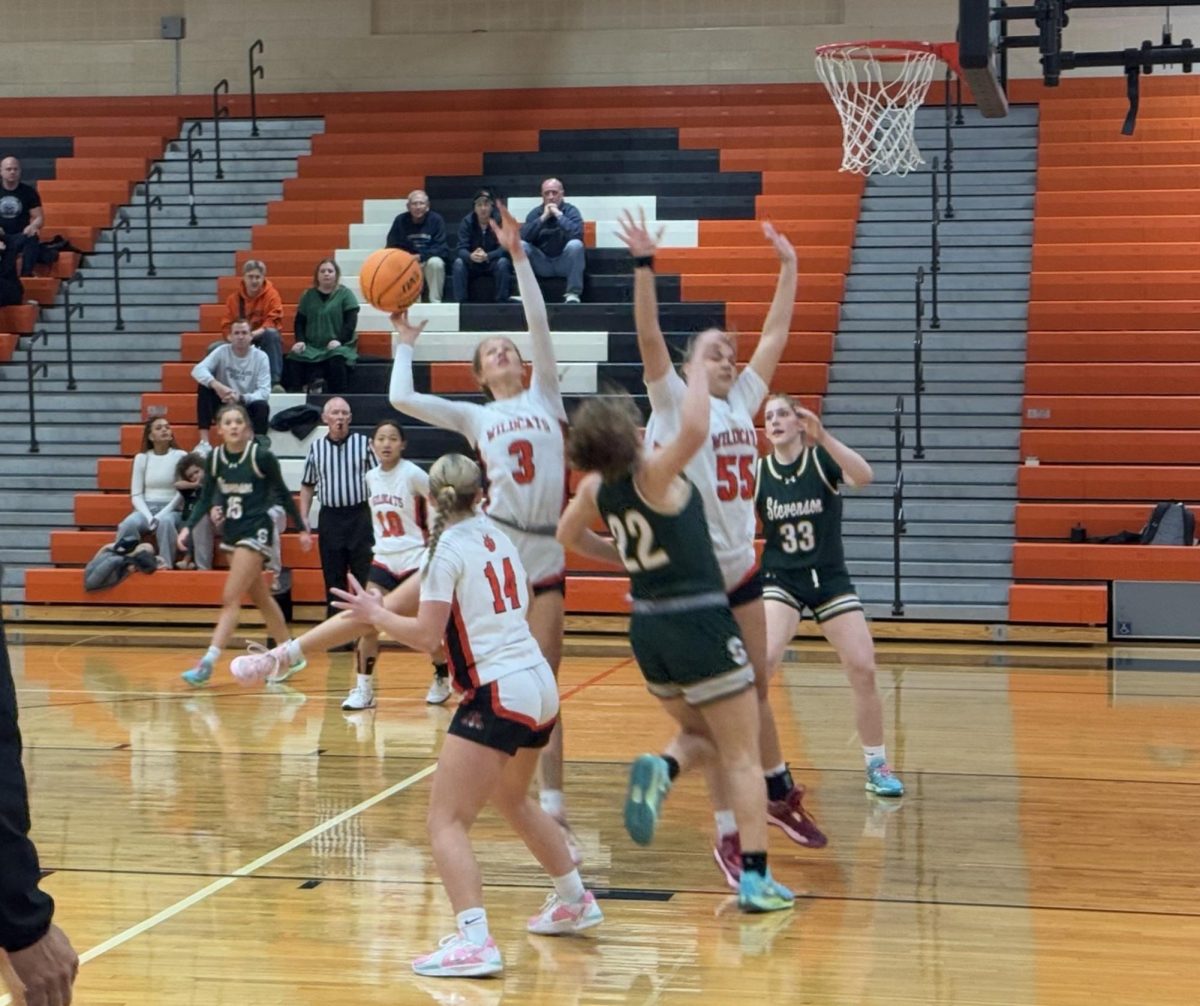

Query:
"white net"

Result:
[[815, 43, 940, 177]]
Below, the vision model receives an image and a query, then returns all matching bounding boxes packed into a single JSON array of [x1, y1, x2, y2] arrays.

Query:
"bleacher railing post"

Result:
[[141, 164, 163, 276], [63, 274, 83, 391], [913, 268, 926, 461], [892, 395, 906, 616], [943, 72, 956, 221], [23, 330, 48, 454], [249, 40, 265, 138], [929, 157, 941, 330], [955, 73, 965, 126], [112, 214, 132, 332], [212, 78, 231, 180], [186, 121, 204, 227]]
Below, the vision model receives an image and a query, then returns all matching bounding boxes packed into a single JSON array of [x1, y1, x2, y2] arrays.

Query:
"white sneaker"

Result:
[[229, 643, 304, 686], [341, 682, 376, 710], [412, 933, 502, 977], [195, 439, 212, 456], [425, 675, 452, 705], [526, 891, 603, 935], [563, 292, 581, 304]]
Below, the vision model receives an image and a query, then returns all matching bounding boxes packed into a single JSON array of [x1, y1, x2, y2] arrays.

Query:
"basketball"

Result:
[[359, 247, 423, 313]]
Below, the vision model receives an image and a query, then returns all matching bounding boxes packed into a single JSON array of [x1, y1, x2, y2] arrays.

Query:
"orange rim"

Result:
[[815, 40, 960, 75]]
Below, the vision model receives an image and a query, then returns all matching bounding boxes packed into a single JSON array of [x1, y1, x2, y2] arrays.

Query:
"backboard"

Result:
[[959, 0, 1009, 117]]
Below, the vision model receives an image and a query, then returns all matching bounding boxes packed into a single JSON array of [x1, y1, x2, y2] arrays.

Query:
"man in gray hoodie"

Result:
[[191, 318, 272, 451]]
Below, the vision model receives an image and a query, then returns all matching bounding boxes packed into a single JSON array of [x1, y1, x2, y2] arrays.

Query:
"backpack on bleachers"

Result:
[[1139, 501, 1195, 546]]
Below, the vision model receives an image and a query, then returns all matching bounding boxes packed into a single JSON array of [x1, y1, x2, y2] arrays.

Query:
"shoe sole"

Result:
[[342, 701, 377, 710], [181, 670, 212, 687], [624, 756, 668, 846], [737, 896, 795, 914], [865, 781, 905, 797], [425, 692, 451, 705], [411, 959, 502, 977], [269, 658, 307, 684], [527, 908, 604, 936]]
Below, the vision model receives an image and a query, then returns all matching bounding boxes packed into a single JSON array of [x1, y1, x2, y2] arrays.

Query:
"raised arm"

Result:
[[617, 209, 673, 385], [556, 473, 623, 569], [491, 205, 561, 405], [333, 575, 449, 654], [638, 331, 716, 502], [388, 311, 483, 439], [747, 222, 798, 386], [799, 408, 873, 488]]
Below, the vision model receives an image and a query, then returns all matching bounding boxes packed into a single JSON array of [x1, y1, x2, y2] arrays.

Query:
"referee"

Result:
[[300, 397, 376, 624]]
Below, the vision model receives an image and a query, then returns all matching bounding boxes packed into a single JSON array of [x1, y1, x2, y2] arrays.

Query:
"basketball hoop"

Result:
[[815, 41, 959, 177]]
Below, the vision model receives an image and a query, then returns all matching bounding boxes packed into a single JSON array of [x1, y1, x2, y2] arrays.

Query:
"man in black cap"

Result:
[[452, 189, 513, 303]]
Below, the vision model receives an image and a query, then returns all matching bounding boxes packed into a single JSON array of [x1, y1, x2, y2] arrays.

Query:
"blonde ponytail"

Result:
[[424, 453, 483, 575]]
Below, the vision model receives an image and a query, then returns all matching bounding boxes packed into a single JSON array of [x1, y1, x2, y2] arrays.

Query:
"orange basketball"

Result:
[[359, 247, 423, 313]]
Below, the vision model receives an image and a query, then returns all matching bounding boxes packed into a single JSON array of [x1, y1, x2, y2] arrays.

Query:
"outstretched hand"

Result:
[[488, 203, 526, 260], [616, 208, 664, 258], [389, 309, 428, 347], [762, 220, 797, 268], [331, 573, 384, 624], [794, 405, 825, 445]]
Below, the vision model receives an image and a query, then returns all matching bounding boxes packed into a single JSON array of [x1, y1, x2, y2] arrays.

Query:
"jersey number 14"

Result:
[[484, 557, 522, 613]]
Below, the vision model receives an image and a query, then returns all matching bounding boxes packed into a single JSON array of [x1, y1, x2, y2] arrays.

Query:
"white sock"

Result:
[[202, 645, 220, 665], [863, 744, 887, 767], [284, 638, 304, 665], [764, 762, 788, 778], [539, 789, 565, 818], [356, 673, 373, 692], [456, 907, 489, 947], [714, 809, 738, 839], [552, 869, 586, 904]]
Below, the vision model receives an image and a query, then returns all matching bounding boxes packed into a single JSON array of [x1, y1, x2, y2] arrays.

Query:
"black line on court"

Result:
[[36, 865, 1200, 918], [299, 879, 322, 890]]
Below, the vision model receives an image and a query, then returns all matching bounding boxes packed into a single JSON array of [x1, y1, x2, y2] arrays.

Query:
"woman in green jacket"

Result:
[[282, 258, 360, 393]]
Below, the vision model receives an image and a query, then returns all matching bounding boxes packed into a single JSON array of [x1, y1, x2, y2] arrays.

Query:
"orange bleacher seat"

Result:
[[759, 171, 864, 196], [267, 201, 365, 225], [1022, 395, 1200, 428], [1018, 466, 1200, 501], [248, 224, 349, 252], [698, 220, 856, 246], [24, 567, 327, 605], [0, 333, 17, 364], [1014, 502, 1195, 540], [719, 148, 844, 172], [310, 130, 541, 156], [20, 278, 59, 306], [726, 303, 839, 332], [1026, 331, 1200, 363], [1013, 543, 1200, 581], [1008, 583, 1108, 625], [1030, 272, 1200, 301], [54, 158, 154, 182], [681, 273, 845, 303], [296, 153, 486, 178], [51, 530, 321, 569], [0, 305, 37, 334], [656, 247, 851, 275], [754, 194, 862, 220], [1027, 301, 1200, 331], [1024, 363, 1200, 395], [1020, 430, 1200, 464], [1032, 243, 1200, 273], [1034, 216, 1200, 243]]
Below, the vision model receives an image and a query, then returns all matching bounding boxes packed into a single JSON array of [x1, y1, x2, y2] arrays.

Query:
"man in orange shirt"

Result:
[[221, 259, 285, 390]]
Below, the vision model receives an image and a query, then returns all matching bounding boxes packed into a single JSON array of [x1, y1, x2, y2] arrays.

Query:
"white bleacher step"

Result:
[[354, 317, 609, 364]]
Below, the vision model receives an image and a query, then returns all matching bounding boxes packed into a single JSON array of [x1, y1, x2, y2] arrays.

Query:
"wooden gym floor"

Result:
[[5, 635, 1200, 1005]]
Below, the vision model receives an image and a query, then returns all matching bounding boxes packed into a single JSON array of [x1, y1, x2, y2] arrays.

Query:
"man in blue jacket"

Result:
[[0, 615, 79, 1004], [385, 190, 449, 304], [452, 189, 513, 303], [519, 177, 585, 304]]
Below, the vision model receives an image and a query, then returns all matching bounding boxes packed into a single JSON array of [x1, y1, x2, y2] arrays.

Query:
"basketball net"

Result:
[[815, 42, 947, 177]]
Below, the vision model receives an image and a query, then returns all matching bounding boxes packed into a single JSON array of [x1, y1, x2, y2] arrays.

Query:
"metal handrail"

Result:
[[212, 78, 231, 180], [111, 213, 132, 332], [23, 330, 48, 453], [249, 40, 265, 137], [892, 395, 907, 616], [929, 157, 941, 329], [141, 164, 163, 276], [913, 268, 926, 460], [62, 274, 83, 391], [943, 69, 956, 219], [185, 121, 204, 226]]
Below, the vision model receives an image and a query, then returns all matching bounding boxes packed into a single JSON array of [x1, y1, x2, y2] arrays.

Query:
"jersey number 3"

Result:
[[484, 557, 522, 614], [509, 440, 535, 484], [716, 454, 755, 501], [607, 511, 669, 573]]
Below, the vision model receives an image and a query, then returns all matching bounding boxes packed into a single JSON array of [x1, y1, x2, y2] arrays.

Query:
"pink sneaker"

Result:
[[411, 933, 502, 977], [230, 643, 287, 686], [713, 832, 742, 891], [526, 891, 603, 935], [767, 786, 828, 848]]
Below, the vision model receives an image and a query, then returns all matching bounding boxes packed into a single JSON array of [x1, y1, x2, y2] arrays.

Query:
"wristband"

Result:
[[633, 255, 655, 270]]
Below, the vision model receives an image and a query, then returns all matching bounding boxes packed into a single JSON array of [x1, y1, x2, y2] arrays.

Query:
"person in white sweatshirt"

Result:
[[114, 417, 187, 567], [191, 318, 272, 452]]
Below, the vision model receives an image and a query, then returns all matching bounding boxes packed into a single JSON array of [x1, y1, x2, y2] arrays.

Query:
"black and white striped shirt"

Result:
[[301, 432, 375, 508]]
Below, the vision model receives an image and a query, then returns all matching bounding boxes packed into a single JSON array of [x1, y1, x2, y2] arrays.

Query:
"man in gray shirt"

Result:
[[191, 318, 271, 451]]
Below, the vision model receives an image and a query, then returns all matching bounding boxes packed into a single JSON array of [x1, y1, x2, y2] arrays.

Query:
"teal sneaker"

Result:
[[865, 757, 904, 797], [181, 659, 214, 687], [737, 869, 795, 914], [623, 753, 671, 846]]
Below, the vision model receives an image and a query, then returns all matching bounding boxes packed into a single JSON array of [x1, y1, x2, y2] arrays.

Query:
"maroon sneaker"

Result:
[[767, 786, 828, 848], [712, 832, 742, 891]]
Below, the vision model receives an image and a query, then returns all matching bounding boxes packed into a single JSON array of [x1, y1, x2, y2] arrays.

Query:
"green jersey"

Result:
[[595, 474, 725, 601], [754, 446, 846, 573], [189, 442, 302, 545]]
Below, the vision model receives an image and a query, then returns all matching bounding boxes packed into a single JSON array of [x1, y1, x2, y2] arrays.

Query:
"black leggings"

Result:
[[196, 385, 269, 433], [282, 356, 348, 393]]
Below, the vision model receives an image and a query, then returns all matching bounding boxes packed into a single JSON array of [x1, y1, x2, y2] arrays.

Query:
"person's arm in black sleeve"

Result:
[[293, 311, 307, 344], [519, 207, 543, 242], [456, 216, 473, 261], [0, 619, 55, 953], [385, 214, 405, 249], [427, 213, 450, 261], [339, 307, 359, 346]]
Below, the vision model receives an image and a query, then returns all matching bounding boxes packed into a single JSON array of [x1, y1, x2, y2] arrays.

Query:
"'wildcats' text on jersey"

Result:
[[366, 460, 429, 571]]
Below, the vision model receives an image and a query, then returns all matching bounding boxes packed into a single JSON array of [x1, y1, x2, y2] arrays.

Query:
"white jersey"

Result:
[[421, 514, 547, 691], [389, 256, 567, 583], [366, 460, 429, 573], [646, 366, 767, 589]]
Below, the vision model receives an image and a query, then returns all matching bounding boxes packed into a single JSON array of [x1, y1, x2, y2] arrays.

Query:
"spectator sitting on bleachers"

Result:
[[173, 452, 215, 570], [191, 318, 271, 453], [452, 189, 512, 303], [519, 176, 585, 304], [386, 189, 449, 304], [282, 259, 359, 394], [220, 259, 285, 390], [115, 417, 186, 569], [0, 156, 43, 279]]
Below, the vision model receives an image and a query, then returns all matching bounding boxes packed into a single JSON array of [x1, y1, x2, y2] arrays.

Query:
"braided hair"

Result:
[[423, 453, 483, 577]]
